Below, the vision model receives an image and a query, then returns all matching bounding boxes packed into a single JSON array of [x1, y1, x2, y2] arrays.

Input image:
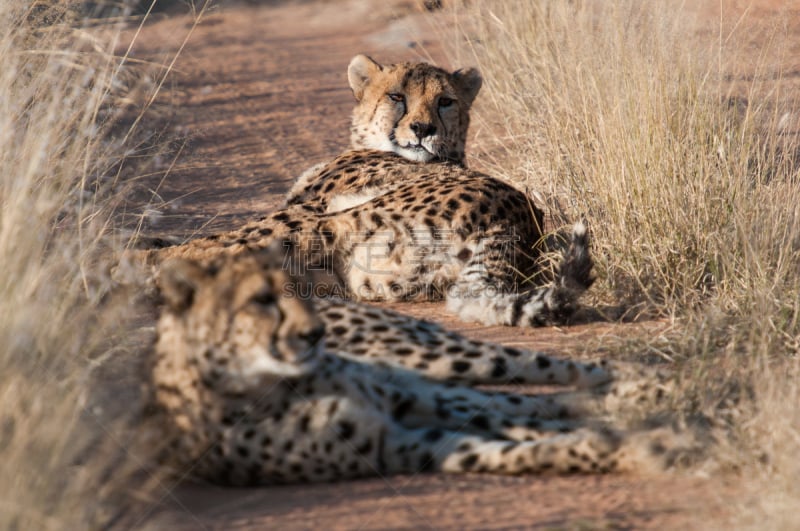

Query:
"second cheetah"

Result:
[[144, 58, 593, 327], [152, 246, 685, 486]]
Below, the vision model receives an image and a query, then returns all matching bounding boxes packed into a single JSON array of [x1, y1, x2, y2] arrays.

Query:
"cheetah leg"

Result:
[[317, 298, 612, 388], [355, 355, 674, 432], [445, 222, 594, 327], [382, 379, 582, 435], [362, 366, 624, 441], [395, 390, 593, 442], [381, 425, 624, 475], [448, 359, 676, 427]]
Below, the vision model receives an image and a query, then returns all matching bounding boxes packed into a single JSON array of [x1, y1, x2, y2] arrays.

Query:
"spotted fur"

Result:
[[151, 149, 593, 327], [152, 249, 683, 486]]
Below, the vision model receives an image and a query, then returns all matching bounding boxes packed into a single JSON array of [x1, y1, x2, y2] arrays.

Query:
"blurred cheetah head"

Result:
[[156, 246, 326, 393]]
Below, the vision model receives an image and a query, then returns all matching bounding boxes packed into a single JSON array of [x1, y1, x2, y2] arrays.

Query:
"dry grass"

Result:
[[4, 0, 797, 526], [0, 2, 180, 528], [454, 0, 800, 526]]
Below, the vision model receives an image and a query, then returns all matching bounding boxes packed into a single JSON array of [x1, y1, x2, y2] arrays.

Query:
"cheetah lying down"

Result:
[[141, 57, 594, 328], [152, 160, 593, 328], [151, 245, 690, 486]]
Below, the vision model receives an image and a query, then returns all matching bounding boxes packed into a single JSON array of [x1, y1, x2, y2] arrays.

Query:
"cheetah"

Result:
[[286, 54, 481, 202], [144, 58, 593, 327], [151, 246, 683, 486], [151, 167, 592, 327]]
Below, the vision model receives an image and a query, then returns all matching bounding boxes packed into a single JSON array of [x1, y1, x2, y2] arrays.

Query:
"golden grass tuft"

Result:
[[462, 1, 799, 314], [455, 0, 800, 525], [0, 2, 171, 528]]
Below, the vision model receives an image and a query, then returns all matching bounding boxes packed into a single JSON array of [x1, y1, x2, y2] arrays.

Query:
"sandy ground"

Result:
[[118, 1, 799, 528]]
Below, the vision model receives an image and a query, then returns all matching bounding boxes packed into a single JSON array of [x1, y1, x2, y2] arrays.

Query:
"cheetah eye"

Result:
[[251, 290, 277, 306], [438, 97, 455, 108], [388, 93, 405, 103]]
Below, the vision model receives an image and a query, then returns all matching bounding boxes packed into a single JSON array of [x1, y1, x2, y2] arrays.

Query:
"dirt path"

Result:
[[125, 2, 740, 528], [122, 1, 445, 236]]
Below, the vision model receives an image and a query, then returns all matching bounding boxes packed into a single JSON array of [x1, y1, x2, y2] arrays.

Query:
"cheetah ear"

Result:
[[452, 67, 482, 106], [348, 54, 383, 102], [159, 258, 207, 312]]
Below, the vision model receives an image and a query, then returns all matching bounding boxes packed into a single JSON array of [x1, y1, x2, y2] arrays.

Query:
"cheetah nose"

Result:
[[299, 324, 325, 346], [410, 121, 436, 139]]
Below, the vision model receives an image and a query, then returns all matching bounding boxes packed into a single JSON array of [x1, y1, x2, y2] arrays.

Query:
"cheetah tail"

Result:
[[555, 221, 595, 293]]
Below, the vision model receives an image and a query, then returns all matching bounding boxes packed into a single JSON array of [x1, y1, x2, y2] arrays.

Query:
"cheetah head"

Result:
[[347, 54, 482, 164], [157, 247, 326, 392]]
